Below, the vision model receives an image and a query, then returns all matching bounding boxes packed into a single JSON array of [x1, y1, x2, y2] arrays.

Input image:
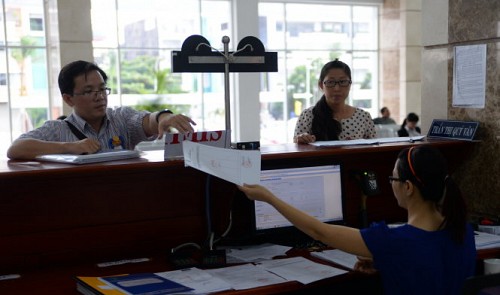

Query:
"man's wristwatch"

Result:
[[155, 109, 173, 123]]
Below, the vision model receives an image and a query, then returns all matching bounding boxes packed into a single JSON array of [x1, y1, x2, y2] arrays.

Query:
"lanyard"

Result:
[[65, 120, 87, 140]]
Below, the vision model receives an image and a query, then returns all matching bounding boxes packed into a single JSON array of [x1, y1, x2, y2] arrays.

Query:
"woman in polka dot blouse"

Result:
[[293, 59, 376, 144]]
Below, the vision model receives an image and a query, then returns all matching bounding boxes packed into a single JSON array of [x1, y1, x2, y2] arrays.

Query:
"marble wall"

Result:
[[380, 0, 402, 123], [380, 0, 422, 126], [422, 0, 500, 219], [57, 0, 94, 115]]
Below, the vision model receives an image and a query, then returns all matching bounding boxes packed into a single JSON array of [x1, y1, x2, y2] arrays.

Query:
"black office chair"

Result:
[[462, 273, 500, 295]]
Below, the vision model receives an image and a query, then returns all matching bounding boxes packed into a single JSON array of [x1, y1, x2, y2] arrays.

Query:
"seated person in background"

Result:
[[373, 107, 396, 125], [397, 112, 421, 137], [238, 145, 476, 295], [7, 60, 196, 160], [293, 59, 376, 144]]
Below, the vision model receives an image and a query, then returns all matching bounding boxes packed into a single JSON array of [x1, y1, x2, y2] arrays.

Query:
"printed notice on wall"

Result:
[[452, 44, 486, 108]]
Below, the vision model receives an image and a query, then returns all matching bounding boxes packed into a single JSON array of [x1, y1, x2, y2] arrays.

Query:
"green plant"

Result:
[[11, 36, 39, 96]]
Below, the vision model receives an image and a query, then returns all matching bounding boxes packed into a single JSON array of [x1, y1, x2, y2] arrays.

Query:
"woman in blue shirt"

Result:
[[238, 145, 476, 295]]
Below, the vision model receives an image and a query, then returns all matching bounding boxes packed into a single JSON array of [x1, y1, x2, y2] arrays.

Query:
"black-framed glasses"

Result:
[[388, 176, 403, 183], [72, 87, 111, 98], [323, 79, 352, 88]]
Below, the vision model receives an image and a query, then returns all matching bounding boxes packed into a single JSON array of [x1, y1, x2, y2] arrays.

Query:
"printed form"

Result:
[[182, 140, 261, 185]]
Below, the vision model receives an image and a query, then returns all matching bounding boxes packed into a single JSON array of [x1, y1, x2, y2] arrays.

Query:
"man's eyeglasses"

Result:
[[72, 87, 111, 98], [388, 176, 403, 183], [323, 79, 352, 88]]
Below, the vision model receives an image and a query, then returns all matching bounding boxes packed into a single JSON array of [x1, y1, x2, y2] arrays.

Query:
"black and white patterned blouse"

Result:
[[294, 106, 376, 140]]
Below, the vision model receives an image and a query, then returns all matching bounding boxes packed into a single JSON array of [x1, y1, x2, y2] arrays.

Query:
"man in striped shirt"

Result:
[[7, 60, 196, 160]]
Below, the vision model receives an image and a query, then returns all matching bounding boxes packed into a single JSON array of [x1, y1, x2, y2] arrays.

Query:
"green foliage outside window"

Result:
[[26, 108, 48, 128], [134, 97, 190, 116], [11, 36, 42, 96], [360, 72, 372, 89], [284, 53, 340, 119], [101, 54, 189, 114], [107, 55, 186, 95]]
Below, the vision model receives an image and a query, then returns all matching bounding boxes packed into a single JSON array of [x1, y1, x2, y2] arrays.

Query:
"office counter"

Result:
[[0, 150, 226, 272], [0, 138, 491, 294]]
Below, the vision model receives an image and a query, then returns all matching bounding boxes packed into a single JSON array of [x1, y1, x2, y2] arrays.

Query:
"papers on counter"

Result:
[[311, 249, 358, 270], [475, 231, 500, 250], [77, 244, 352, 294], [98, 273, 192, 294], [225, 243, 292, 263], [158, 267, 232, 294], [309, 136, 425, 147], [206, 263, 287, 290], [35, 150, 141, 164], [256, 256, 348, 284]]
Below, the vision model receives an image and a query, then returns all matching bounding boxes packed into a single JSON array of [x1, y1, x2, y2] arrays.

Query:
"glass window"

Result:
[[30, 16, 44, 31], [0, 0, 57, 156], [258, 2, 378, 144], [91, 0, 232, 132], [0, 1, 379, 157]]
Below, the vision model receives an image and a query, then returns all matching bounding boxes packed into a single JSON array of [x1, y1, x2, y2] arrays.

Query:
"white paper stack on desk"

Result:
[[310, 249, 358, 270], [35, 150, 140, 164], [474, 231, 500, 250]]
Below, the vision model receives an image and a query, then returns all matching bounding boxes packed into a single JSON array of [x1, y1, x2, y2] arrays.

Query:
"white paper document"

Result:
[[309, 136, 425, 147], [206, 263, 287, 290], [157, 267, 232, 294], [256, 256, 348, 284], [35, 150, 141, 164], [311, 249, 358, 270], [452, 44, 486, 108], [182, 140, 261, 185], [226, 243, 292, 263], [474, 231, 500, 250]]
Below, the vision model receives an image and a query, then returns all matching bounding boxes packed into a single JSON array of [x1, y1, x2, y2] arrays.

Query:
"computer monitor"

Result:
[[252, 162, 344, 241]]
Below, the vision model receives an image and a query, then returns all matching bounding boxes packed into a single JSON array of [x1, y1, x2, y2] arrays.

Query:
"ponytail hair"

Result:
[[311, 95, 341, 140], [396, 146, 467, 243], [440, 176, 467, 242], [400, 118, 407, 130], [401, 113, 419, 129]]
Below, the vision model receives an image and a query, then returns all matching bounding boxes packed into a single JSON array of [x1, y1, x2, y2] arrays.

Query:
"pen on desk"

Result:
[[0, 274, 21, 281], [15, 161, 41, 166], [97, 257, 150, 267]]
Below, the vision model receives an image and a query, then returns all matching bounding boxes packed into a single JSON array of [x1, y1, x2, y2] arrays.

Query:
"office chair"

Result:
[[462, 272, 500, 295]]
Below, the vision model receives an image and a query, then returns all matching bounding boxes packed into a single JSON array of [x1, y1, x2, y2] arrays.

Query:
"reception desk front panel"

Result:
[[0, 139, 475, 272]]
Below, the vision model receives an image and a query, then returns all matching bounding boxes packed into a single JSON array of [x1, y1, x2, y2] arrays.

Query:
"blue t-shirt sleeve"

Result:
[[360, 222, 408, 270], [361, 222, 392, 256]]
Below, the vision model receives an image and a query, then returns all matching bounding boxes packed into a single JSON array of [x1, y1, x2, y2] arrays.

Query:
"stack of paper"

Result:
[[225, 243, 292, 263], [310, 249, 359, 270], [478, 225, 500, 235], [76, 269, 229, 295], [255, 256, 348, 284], [76, 256, 351, 294], [309, 136, 425, 147], [36, 150, 140, 164], [205, 264, 287, 290], [474, 231, 500, 250]]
